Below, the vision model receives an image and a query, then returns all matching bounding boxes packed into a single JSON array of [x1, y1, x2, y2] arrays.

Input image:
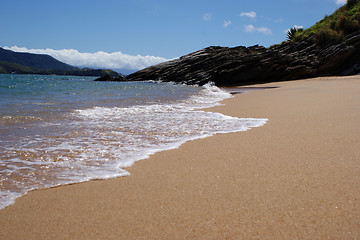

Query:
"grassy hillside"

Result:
[[0, 47, 121, 77], [0, 61, 38, 74], [0, 47, 78, 71], [0, 61, 121, 77], [289, 0, 360, 43]]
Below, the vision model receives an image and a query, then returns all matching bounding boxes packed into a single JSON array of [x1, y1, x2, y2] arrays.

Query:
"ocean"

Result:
[[0, 74, 267, 209]]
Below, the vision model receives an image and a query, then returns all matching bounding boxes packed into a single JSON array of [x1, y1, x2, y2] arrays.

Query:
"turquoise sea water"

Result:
[[0, 74, 267, 209]]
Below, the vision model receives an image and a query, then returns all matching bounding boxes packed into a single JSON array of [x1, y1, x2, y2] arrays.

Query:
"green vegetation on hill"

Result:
[[0, 47, 121, 77], [0, 47, 77, 71], [0, 60, 121, 77], [0, 61, 38, 74], [289, 0, 360, 44]]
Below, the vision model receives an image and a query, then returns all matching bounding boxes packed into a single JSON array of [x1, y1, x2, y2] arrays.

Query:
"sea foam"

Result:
[[0, 82, 267, 209]]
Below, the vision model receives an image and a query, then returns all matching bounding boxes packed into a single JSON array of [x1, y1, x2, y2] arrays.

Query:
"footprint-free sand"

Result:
[[1, 76, 359, 239]]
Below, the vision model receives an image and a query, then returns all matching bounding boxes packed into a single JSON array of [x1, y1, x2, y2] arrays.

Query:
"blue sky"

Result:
[[1, 0, 346, 72]]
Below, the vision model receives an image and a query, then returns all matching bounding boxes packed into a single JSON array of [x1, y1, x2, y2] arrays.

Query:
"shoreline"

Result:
[[0, 79, 267, 211], [1, 76, 360, 239]]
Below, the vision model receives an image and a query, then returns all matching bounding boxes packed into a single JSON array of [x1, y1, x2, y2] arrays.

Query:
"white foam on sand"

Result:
[[0, 82, 267, 210]]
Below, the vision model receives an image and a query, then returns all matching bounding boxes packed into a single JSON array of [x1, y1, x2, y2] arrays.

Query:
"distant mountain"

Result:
[[0, 47, 121, 77], [0, 47, 77, 71]]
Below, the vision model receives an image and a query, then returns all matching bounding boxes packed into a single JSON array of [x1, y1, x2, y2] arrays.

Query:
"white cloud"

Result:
[[244, 24, 256, 32], [203, 13, 212, 21], [240, 11, 256, 19], [284, 25, 304, 34], [257, 27, 273, 35], [293, 25, 304, 29], [336, 0, 346, 5], [223, 20, 232, 28], [3, 46, 170, 70], [244, 25, 272, 35]]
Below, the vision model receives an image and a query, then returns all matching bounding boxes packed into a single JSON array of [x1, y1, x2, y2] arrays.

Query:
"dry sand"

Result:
[[1, 76, 360, 239]]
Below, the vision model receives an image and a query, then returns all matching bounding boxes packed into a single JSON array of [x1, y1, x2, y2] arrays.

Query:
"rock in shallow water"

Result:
[[94, 73, 125, 82]]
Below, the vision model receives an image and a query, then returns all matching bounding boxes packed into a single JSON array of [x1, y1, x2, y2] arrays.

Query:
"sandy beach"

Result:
[[1, 76, 360, 239]]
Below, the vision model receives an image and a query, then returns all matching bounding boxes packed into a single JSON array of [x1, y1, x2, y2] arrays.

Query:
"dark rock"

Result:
[[354, 64, 360, 74], [94, 73, 125, 82], [94, 74, 112, 81], [126, 31, 360, 86]]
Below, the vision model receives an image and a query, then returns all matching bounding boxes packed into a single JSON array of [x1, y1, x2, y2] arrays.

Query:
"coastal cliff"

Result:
[[126, 1, 360, 86]]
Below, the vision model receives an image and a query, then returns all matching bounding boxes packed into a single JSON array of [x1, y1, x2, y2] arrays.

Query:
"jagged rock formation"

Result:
[[126, 31, 360, 86]]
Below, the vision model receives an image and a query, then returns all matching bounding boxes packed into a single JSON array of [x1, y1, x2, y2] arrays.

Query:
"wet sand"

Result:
[[1, 76, 360, 239]]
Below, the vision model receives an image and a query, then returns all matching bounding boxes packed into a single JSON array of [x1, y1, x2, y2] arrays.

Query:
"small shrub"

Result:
[[335, 15, 360, 34], [355, 12, 360, 21], [287, 27, 303, 41], [346, 0, 358, 9], [330, 21, 336, 30], [314, 29, 344, 46]]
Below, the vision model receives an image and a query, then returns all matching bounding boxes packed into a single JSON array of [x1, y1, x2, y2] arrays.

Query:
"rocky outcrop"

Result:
[[126, 31, 360, 86], [94, 73, 124, 82]]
